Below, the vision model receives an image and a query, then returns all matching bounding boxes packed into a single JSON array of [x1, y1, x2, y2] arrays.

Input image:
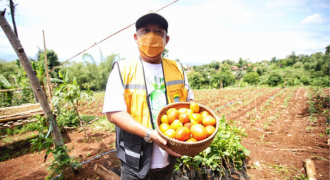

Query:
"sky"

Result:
[[0, 0, 329, 65]]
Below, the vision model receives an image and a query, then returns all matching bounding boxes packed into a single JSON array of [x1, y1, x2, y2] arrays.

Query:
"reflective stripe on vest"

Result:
[[124, 84, 146, 90], [120, 141, 144, 157]]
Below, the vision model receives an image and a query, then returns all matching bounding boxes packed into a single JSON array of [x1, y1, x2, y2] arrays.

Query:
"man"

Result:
[[103, 12, 194, 180]]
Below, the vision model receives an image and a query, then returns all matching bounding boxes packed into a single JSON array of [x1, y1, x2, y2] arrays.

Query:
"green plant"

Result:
[[53, 76, 93, 138], [176, 115, 250, 175], [45, 145, 81, 180]]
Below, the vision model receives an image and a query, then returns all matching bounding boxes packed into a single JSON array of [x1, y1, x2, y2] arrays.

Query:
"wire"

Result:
[[41, 0, 179, 78]]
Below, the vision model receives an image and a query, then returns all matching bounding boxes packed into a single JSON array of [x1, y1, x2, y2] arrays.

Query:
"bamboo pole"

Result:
[[42, 30, 53, 109], [0, 9, 64, 146]]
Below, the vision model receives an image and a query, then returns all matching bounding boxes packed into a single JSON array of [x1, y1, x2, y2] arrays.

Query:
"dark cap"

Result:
[[135, 12, 168, 32]]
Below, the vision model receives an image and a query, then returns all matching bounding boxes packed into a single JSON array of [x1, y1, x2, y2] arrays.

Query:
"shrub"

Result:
[[267, 73, 283, 87], [243, 72, 260, 85]]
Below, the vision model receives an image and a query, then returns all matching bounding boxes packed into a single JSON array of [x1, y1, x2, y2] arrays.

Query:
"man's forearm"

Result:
[[106, 111, 148, 138]]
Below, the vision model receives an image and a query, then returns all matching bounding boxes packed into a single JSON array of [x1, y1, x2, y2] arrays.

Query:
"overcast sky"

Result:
[[0, 0, 329, 65]]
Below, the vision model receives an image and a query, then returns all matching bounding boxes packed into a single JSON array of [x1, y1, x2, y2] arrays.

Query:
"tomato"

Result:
[[186, 138, 197, 142], [183, 122, 192, 129], [164, 129, 176, 139], [190, 124, 207, 141], [167, 109, 180, 124], [159, 123, 170, 134], [178, 108, 188, 114], [166, 108, 177, 115], [186, 109, 194, 115], [175, 127, 190, 141], [190, 113, 202, 124], [170, 120, 183, 131], [161, 115, 168, 124], [200, 111, 210, 118], [202, 115, 216, 126], [179, 113, 190, 124], [190, 102, 200, 113], [205, 126, 216, 137]]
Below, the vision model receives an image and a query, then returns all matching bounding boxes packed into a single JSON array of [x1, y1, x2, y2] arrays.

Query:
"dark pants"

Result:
[[121, 162, 175, 180]]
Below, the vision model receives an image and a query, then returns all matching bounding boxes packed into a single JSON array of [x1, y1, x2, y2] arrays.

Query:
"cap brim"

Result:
[[135, 13, 168, 32]]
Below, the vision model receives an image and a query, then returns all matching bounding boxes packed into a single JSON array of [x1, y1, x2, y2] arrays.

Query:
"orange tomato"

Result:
[[186, 109, 194, 115], [167, 109, 180, 124], [170, 120, 183, 131], [178, 108, 188, 114], [190, 124, 207, 141], [175, 127, 190, 141], [183, 122, 192, 129], [161, 115, 168, 124], [179, 113, 190, 124], [200, 111, 210, 118], [190, 113, 202, 124], [205, 126, 216, 137], [202, 115, 216, 126], [167, 108, 177, 115], [186, 138, 197, 142], [190, 102, 200, 113], [159, 123, 170, 134], [164, 129, 176, 139]]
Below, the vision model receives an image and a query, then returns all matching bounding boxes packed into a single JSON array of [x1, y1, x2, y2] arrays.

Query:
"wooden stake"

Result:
[[93, 163, 120, 180], [42, 30, 53, 109], [0, 10, 64, 146], [304, 159, 316, 180]]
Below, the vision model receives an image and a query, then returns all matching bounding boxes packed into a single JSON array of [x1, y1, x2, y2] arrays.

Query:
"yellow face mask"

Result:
[[138, 32, 165, 58]]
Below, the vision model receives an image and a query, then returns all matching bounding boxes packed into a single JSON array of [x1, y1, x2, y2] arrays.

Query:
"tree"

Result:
[[175, 59, 180, 63], [270, 57, 276, 64], [326, 45, 330, 55], [38, 49, 60, 78], [162, 48, 169, 57], [243, 72, 260, 85], [187, 71, 204, 89], [239, 58, 243, 67], [267, 73, 283, 87]]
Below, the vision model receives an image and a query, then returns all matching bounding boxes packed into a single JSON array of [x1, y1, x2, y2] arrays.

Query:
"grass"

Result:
[[89, 116, 115, 132]]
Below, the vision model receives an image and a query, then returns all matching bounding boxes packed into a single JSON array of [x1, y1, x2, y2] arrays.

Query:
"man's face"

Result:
[[134, 21, 169, 45]]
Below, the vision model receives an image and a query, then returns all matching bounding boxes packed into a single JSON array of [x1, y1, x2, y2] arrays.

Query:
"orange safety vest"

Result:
[[117, 57, 188, 128]]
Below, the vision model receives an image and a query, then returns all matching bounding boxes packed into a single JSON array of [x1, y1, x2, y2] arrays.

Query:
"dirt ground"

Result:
[[0, 128, 119, 180], [0, 87, 329, 180]]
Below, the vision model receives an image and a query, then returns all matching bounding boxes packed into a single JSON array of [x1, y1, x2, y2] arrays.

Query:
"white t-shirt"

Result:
[[103, 59, 194, 169]]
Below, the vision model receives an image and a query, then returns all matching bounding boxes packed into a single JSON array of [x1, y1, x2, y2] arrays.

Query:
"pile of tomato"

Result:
[[159, 102, 216, 142]]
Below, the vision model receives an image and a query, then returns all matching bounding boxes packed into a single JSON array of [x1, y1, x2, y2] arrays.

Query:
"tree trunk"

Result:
[[9, 0, 18, 38], [0, 10, 64, 146]]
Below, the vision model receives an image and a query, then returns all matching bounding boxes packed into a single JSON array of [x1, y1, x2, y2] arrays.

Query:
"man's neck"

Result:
[[140, 55, 162, 64]]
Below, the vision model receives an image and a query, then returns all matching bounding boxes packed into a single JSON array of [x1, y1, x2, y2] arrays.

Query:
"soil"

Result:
[[0, 87, 328, 180], [0, 128, 119, 180]]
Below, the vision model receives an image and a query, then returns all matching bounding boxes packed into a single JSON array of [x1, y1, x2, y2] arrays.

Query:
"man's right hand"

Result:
[[150, 129, 182, 157]]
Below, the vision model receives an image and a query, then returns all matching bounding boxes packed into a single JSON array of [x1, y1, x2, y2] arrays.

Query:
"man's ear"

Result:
[[134, 33, 139, 45], [165, 36, 170, 45]]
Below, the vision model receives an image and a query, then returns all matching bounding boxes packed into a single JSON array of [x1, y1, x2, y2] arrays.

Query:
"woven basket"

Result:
[[156, 102, 219, 157]]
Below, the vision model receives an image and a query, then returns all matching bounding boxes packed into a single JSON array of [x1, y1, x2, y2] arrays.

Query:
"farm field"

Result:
[[0, 87, 329, 180]]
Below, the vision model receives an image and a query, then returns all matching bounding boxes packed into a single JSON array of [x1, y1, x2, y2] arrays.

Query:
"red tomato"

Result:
[[202, 115, 216, 126], [179, 113, 190, 124], [183, 122, 192, 129], [190, 124, 207, 141], [167, 109, 180, 124], [175, 127, 190, 141]]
